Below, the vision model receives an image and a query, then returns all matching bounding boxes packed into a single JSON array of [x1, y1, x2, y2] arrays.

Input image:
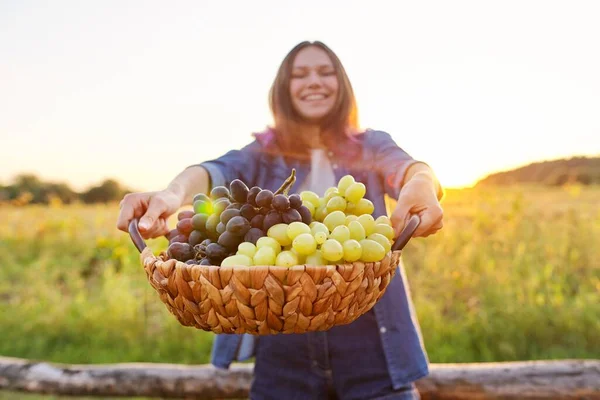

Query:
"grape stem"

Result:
[[274, 169, 296, 196]]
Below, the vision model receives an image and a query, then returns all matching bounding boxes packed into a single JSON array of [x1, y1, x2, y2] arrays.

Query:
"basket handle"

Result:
[[128, 214, 421, 254], [128, 218, 147, 253], [391, 214, 420, 252]]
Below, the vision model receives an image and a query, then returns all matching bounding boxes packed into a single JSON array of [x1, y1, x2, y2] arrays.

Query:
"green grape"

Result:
[[305, 250, 325, 266], [256, 236, 282, 254], [267, 223, 292, 246], [337, 175, 355, 195], [302, 201, 316, 216], [368, 233, 392, 253], [343, 239, 362, 262], [237, 242, 257, 259], [318, 197, 327, 207], [323, 210, 346, 232], [326, 196, 346, 213], [287, 221, 311, 240], [345, 182, 366, 204], [359, 239, 386, 262], [354, 198, 374, 215], [292, 233, 317, 255], [375, 215, 392, 226], [275, 250, 299, 267], [290, 248, 307, 264], [324, 186, 340, 200], [330, 225, 350, 243], [345, 202, 357, 215], [345, 214, 358, 225], [314, 231, 327, 245], [310, 221, 329, 236], [373, 224, 395, 240], [253, 246, 276, 265], [357, 214, 376, 235], [348, 220, 366, 241], [321, 239, 344, 262], [221, 254, 253, 267], [300, 191, 320, 208], [315, 206, 328, 222]]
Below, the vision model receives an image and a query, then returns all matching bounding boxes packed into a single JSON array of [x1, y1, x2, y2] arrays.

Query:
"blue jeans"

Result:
[[250, 310, 421, 400]]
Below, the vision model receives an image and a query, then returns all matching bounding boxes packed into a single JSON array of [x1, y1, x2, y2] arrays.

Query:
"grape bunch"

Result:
[[166, 170, 314, 265], [219, 174, 396, 267]]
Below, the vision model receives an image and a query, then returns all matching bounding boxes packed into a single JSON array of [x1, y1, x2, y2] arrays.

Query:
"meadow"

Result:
[[0, 185, 598, 369]]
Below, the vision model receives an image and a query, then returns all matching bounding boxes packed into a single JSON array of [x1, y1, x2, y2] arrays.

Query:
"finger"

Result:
[[413, 207, 443, 237], [116, 196, 137, 232], [139, 198, 166, 233], [390, 202, 412, 238], [143, 218, 170, 239]]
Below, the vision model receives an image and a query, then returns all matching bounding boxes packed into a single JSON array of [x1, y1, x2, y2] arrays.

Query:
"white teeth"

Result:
[[303, 94, 326, 100]]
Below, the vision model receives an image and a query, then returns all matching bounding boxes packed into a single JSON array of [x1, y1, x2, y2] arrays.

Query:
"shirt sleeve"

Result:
[[367, 130, 443, 200], [188, 140, 261, 191]]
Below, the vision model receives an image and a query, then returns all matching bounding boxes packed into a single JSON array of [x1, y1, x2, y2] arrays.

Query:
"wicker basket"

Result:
[[129, 215, 419, 335]]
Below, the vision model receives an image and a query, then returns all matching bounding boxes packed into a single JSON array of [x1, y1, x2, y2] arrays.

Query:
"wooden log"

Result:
[[1, 356, 599, 399]]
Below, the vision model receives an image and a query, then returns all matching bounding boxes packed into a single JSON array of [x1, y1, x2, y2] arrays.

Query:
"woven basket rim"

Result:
[[141, 247, 401, 271]]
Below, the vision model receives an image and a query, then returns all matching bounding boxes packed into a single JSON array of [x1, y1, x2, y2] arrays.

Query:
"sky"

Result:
[[1, 0, 599, 191]]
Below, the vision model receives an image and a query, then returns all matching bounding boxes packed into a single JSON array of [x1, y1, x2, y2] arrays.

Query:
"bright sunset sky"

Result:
[[1, 1, 599, 191]]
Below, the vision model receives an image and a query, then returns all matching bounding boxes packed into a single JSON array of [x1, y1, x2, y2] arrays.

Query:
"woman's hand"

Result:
[[116, 190, 183, 239], [391, 172, 444, 238]]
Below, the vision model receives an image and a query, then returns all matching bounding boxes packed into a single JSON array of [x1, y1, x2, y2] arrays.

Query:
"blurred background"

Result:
[[0, 0, 599, 398]]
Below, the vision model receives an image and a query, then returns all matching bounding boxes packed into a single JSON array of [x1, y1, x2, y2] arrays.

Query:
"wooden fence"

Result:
[[1, 356, 599, 399]]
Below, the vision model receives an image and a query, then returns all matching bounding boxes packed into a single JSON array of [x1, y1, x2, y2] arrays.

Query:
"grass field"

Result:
[[1, 185, 598, 372]]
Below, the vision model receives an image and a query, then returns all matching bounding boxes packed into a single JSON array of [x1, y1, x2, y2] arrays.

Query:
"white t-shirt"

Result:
[[296, 148, 337, 196]]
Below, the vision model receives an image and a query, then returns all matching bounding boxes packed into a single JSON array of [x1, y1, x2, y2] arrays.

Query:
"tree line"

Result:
[[0, 174, 133, 205]]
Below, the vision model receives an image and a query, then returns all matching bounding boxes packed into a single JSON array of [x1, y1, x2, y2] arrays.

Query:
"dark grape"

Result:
[[193, 193, 210, 203], [218, 231, 243, 250], [176, 218, 194, 235], [289, 194, 302, 209], [220, 208, 241, 225], [194, 200, 213, 215], [199, 258, 211, 265], [170, 234, 188, 244], [177, 210, 195, 220], [240, 204, 257, 220], [256, 190, 274, 208], [263, 210, 283, 231], [272, 194, 290, 211], [192, 213, 208, 230], [205, 214, 220, 234], [167, 229, 179, 241], [200, 238, 213, 246], [247, 186, 262, 206], [213, 197, 231, 215], [210, 186, 230, 200], [244, 228, 265, 245], [259, 206, 270, 215], [188, 230, 205, 246], [230, 179, 250, 203], [216, 222, 226, 235], [282, 208, 302, 224], [250, 214, 265, 229], [206, 243, 229, 261], [226, 216, 251, 236], [167, 242, 195, 262], [297, 205, 313, 225], [226, 202, 243, 210], [194, 243, 207, 259]]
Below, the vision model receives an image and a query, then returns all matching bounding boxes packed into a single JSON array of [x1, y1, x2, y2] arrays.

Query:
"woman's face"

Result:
[[289, 46, 339, 124]]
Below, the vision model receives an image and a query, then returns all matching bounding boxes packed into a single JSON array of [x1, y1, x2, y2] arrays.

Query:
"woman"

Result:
[[117, 41, 443, 400]]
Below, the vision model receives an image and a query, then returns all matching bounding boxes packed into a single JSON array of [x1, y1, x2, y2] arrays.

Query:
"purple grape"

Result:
[[272, 194, 290, 211], [226, 216, 251, 236], [230, 179, 250, 203], [250, 214, 265, 229], [247, 186, 262, 206], [263, 210, 283, 231], [297, 205, 312, 225], [282, 208, 302, 224], [244, 228, 265, 245], [256, 190, 274, 208], [240, 204, 258, 220], [289, 194, 302, 209]]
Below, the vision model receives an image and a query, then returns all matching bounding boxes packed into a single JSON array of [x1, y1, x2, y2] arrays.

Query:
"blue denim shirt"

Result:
[[196, 129, 435, 389]]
